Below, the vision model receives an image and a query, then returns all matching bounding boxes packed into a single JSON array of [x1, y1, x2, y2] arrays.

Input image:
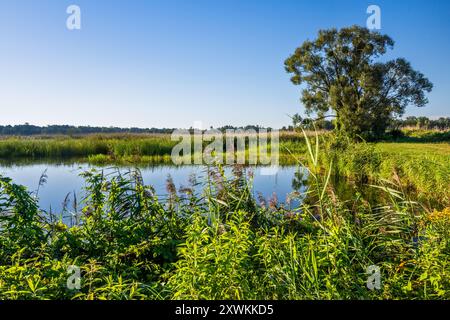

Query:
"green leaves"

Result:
[[285, 25, 433, 140], [168, 210, 257, 300]]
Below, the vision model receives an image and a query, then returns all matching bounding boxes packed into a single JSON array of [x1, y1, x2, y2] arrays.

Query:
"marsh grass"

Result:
[[0, 135, 177, 159]]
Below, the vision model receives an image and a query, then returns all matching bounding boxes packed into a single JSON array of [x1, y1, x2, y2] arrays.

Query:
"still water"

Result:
[[0, 162, 311, 214]]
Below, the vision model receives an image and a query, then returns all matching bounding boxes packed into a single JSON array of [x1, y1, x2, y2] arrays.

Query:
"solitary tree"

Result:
[[285, 26, 433, 140]]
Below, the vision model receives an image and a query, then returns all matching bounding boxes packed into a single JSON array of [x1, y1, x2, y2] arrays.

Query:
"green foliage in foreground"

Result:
[[0, 138, 449, 300]]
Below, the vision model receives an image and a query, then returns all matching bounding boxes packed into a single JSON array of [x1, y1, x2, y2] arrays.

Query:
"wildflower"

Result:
[[179, 186, 193, 195], [166, 175, 177, 196], [232, 164, 244, 178], [427, 207, 450, 222], [269, 192, 278, 210], [248, 168, 254, 179], [284, 211, 296, 220], [286, 191, 300, 206], [257, 192, 267, 209], [209, 168, 224, 191]]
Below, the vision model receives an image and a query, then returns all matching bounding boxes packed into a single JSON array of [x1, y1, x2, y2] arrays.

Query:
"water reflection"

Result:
[[0, 160, 385, 218]]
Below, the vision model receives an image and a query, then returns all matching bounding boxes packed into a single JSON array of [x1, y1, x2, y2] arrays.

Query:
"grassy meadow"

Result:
[[0, 129, 449, 299]]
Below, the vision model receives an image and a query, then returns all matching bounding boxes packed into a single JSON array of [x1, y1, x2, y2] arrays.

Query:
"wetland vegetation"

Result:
[[1, 25, 449, 300]]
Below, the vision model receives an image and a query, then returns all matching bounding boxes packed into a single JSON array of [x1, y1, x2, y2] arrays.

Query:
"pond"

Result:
[[0, 161, 384, 219], [0, 162, 310, 212]]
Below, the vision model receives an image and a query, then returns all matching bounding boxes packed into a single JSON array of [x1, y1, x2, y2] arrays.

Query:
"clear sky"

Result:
[[1, 0, 449, 128]]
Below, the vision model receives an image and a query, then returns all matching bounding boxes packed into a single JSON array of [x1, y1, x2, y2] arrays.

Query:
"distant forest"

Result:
[[0, 123, 268, 136], [0, 117, 449, 136], [283, 116, 450, 131]]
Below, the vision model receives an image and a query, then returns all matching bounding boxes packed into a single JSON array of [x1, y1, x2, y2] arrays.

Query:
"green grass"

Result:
[[316, 135, 449, 207], [375, 143, 450, 207], [376, 142, 450, 156], [385, 129, 450, 142], [0, 135, 178, 159], [0, 133, 449, 300]]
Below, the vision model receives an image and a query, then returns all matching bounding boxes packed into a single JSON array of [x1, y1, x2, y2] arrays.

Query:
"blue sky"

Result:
[[0, 0, 449, 128]]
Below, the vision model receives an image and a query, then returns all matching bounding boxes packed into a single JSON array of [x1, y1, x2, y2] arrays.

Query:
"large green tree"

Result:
[[285, 26, 433, 139]]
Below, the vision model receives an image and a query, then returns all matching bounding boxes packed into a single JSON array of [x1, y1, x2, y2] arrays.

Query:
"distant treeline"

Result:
[[283, 115, 450, 131], [0, 124, 175, 136], [393, 116, 450, 130], [0, 118, 448, 136], [0, 123, 270, 136]]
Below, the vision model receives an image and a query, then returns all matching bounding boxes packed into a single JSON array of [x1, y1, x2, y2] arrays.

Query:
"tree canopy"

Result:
[[285, 25, 433, 139]]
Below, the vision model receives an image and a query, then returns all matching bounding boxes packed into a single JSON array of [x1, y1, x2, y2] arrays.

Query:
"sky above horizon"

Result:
[[1, 0, 449, 129]]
